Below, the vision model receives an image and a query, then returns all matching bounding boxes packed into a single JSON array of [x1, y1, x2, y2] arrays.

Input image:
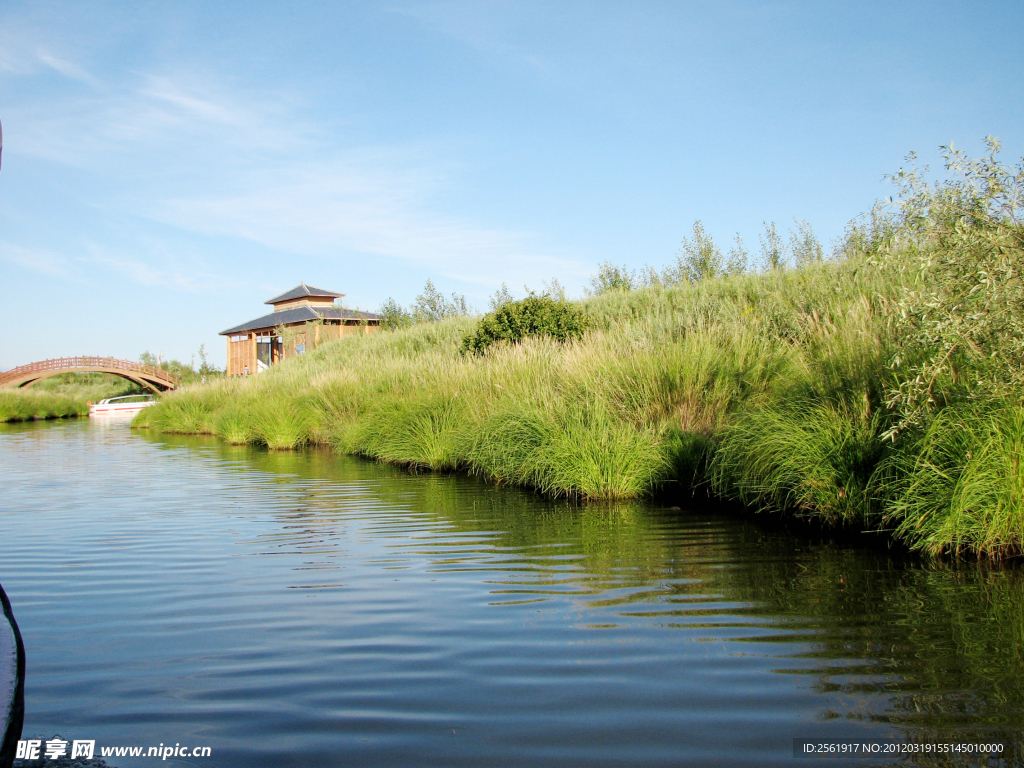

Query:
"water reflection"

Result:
[[0, 419, 1020, 766]]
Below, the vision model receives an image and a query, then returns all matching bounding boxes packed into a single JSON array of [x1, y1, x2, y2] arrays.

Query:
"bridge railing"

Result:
[[0, 357, 180, 387]]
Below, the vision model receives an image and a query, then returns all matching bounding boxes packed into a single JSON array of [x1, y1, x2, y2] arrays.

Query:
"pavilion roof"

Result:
[[265, 282, 344, 305]]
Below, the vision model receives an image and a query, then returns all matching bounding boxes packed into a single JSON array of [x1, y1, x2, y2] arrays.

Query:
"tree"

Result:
[[411, 279, 472, 323], [543, 279, 566, 301], [378, 297, 412, 330], [834, 203, 894, 261], [758, 221, 786, 271], [789, 219, 823, 266], [488, 283, 515, 311], [726, 234, 748, 275], [196, 343, 217, 375], [588, 262, 636, 294], [665, 220, 723, 284]]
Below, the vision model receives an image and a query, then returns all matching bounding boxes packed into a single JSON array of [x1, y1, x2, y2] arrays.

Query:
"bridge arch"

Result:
[[0, 357, 179, 393]]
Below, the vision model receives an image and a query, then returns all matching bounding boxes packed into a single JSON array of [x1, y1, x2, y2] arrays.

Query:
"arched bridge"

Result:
[[0, 357, 179, 392]]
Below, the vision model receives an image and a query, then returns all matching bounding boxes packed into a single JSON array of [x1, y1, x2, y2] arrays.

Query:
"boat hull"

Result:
[[0, 583, 25, 768], [88, 402, 156, 417]]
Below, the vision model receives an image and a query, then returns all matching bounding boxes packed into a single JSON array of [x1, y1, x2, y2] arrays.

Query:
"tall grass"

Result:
[[880, 402, 1024, 556], [711, 401, 887, 525], [135, 256, 1024, 556]]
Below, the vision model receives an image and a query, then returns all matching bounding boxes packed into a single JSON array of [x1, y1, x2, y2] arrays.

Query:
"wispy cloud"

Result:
[[141, 77, 245, 126], [0, 5, 103, 81], [76, 237, 258, 294], [84, 253, 213, 292], [12, 63, 309, 167], [153, 154, 588, 284], [36, 49, 101, 86], [0, 242, 85, 281], [2, 19, 586, 296]]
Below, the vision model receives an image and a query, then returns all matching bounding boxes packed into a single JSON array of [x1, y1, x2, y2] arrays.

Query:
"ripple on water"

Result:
[[1, 419, 1022, 767]]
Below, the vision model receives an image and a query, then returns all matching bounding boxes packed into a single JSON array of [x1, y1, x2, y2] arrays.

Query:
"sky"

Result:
[[1, 0, 1022, 369]]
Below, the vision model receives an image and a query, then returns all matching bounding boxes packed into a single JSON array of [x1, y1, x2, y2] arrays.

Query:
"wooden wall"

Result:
[[225, 322, 379, 375], [225, 334, 256, 376]]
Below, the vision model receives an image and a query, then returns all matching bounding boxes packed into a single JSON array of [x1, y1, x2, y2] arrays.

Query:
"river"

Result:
[[1, 418, 1021, 766]]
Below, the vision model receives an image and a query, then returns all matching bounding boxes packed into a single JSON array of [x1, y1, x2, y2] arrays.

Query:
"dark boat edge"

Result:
[[0, 583, 25, 768]]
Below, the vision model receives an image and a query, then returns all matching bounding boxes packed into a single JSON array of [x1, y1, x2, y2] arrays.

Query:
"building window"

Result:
[[295, 343, 306, 355], [230, 335, 248, 342]]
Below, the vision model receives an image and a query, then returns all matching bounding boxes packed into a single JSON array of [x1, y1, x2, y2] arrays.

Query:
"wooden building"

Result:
[[220, 283, 381, 376]]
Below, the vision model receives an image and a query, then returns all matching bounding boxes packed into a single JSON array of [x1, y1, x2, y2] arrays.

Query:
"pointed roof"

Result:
[[265, 282, 344, 305]]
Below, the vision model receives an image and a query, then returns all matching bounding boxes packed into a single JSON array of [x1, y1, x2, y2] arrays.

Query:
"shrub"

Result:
[[875, 137, 1024, 435], [461, 296, 591, 354]]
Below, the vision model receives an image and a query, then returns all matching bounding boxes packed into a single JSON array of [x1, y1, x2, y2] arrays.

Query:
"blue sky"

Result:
[[1, 0, 1022, 369]]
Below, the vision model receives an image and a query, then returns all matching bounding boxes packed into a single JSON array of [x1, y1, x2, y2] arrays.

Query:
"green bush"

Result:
[[875, 138, 1024, 435], [461, 296, 591, 354]]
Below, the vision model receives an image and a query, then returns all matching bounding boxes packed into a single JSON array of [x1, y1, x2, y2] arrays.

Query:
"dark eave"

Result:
[[220, 306, 381, 336], [265, 282, 344, 305]]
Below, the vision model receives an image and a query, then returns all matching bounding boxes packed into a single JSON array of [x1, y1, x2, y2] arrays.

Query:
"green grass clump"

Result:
[[354, 395, 467, 470], [466, 400, 668, 498], [213, 403, 258, 445], [140, 396, 212, 434], [881, 403, 1024, 556], [536, 401, 669, 499], [711, 401, 887, 525], [252, 402, 313, 450], [134, 380, 229, 433]]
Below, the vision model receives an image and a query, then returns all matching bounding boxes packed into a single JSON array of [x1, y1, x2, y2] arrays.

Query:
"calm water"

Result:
[[1, 418, 1022, 767]]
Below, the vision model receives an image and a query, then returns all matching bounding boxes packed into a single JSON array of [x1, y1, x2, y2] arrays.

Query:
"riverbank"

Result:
[[135, 145, 1024, 558], [130, 257, 975, 555], [0, 390, 88, 421], [0, 374, 142, 422], [8, 419, 1022, 765], [0, 359, 225, 423], [0, 377, 125, 422], [136, 255, 1023, 557]]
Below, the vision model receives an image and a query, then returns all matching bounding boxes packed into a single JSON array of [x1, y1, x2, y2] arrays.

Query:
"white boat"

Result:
[[88, 394, 157, 416]]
